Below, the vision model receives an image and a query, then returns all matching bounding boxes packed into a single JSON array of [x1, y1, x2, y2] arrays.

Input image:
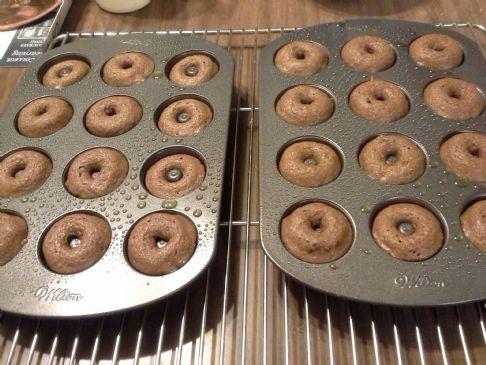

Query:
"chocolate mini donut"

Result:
[[341, 35, 396, 72], [349, 80, 409, 123], [157, 98, 213, 137], [65, 148, 128, 199], [0, 212, 28, 266], [127, 212, 197, 275], [423, 78, 484, 120], [168, 53, 218, 86], [85, 96, 142, 137], [0, 150, 52, 198], [359, 134, 426, 184], [279, 140, 341, 187], [409, 34, 463, 70], [460, 200, 486, 252], [274, 40, 328, 76], [276, 85, 334, 126], [281, 202, 353, 263], [42, 213, 111, 274], [42, 59, 90, 88], [145, 154, 205, 199], [372, 203, 444, 261], [17, 96, 73, 137], [439, 132, 486, 182], [102, 52, 154, 87]]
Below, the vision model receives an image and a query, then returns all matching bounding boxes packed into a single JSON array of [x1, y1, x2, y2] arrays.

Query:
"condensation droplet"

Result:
[[162, 200, 177, 209], [137, 201, 146, 209], [193, 209, 202, 217], [360, 206, 371, 213]]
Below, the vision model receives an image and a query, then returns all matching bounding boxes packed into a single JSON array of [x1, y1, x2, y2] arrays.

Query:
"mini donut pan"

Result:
[[259, 19, 486, 306], [0, 34, 234, 317]]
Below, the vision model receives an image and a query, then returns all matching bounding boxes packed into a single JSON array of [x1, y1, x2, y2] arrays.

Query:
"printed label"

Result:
[[34, 286, 83, 302], [394, 274, 449, 289]]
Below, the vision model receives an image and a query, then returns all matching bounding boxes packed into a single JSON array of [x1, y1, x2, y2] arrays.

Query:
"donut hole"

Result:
[[309, 217, 322, 232], [176, 110, 192, 123], [373, 89, 387, 101], [299, 94, 315, 105], [468, 145, 480, 157], [429, 41, 446, 52], [294, 48, 306, 60], [184, 64, 199, 77], [447, 88, 462, 99], [302, 154, 317, 166], [67, 234, 81, 248], [364, 44, 375, 54], [9, 162, 26, 178], [154, 235, 169, 248], [104, 104, 118, 117], [57, 66, 72, 78], [385, 151, 398, 165], [396, 221, 416, 235], [120, 59, 133, 70], [89, 166, 101, 178], [35, 105, 48, 116], [164, 165, 184, 183]]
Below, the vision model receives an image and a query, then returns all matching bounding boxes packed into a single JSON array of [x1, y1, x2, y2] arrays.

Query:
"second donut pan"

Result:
[[259, 19, 486, 306], [0, 34, 234, 317]]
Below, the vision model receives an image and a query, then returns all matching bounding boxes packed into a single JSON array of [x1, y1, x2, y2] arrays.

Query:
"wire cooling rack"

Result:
[[0, 23, 485, 365]]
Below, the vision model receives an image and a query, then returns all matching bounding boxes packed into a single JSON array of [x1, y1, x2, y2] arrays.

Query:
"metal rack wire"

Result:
[[1, 23, 485, 365]]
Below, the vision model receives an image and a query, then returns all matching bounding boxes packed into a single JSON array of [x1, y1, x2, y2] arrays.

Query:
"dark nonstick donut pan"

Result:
[[259, 19, 486, 306], [0, 34, 234, 317]]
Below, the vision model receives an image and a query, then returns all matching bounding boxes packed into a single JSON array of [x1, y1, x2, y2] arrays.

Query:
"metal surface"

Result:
[[0, 33, 234, 317], [0, 24, 485, 365], [259, 19, 486, 306]]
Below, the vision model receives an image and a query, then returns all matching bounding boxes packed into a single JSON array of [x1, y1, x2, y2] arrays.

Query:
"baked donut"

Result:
[[372, 203, 444, 261], [17, 96, 73, 137], [423, 78, 484, 120], [274, 40, 328, 76], [409, 34, 463, 70], [460, 200, 486, 251], [102, 52, 154, 87], [168, 53, 218, 86], [145, 153, 205, 199], [65, 148, 128, 199], [0, 150, 52, 198], [42, 213, 111, 274], [157, 98, 213, 137], [439, 132, 486, 182], [0, 212, 28, 266], [127, 212, 197, 275], [85, 96, 142, 137], [42, 58, 90, 88], [349, 80, 409, 122], [280, 202, 353, 263], [359, 134, 426, 184], [278, 140, 341, 187], [341, 35, 396, 72], [276, 85, 334, 126]]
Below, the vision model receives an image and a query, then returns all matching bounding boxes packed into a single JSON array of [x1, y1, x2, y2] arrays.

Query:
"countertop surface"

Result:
[[0, 0, 485, 112]]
